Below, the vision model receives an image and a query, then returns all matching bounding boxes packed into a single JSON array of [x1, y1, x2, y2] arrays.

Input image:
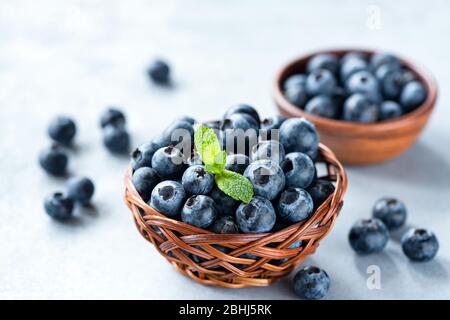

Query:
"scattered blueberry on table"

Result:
[[147, 59, 171, 85], [66, 176, 95, 206], [348, 218, 389, 254], [48, 116, 77, 146], [293, 266, 330, 300], [402, 228, 439, 262], [44, 192, 74, 220], [100, 107, 131, 154], [372, 197, 407, 230], [39, 143, 69, 176]]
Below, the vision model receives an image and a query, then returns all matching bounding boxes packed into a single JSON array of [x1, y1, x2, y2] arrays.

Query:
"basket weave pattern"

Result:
[[124, 143, 347, 288]]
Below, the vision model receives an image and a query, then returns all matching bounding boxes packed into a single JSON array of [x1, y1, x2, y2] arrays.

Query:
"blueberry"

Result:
[[132, 167, 161, 202], [307, 53, 339, 74], [150, 180, 186, 217], [181, 195, 218, 229], [340, 52, 368, 65], [293, 266, 330, 300], [100, 108, 126, 128], [349, 218, 389, 254], [131, 141, 160, 171], [343, 93, 379, 123], [235, 196, 276, 233], [66, 176, 95, 205], [401, 228, 439, 262], [285, 84, 308, 108], [103, 125, 130, 154], [283, 74, 307, 91], [187, 152, 203, 166], [305, 69, 337, 96], [39, 144, 68, 176], [48, 116, 76, 145], [250, 140, 286, 164], [372, 197, 407, 230], [346, 70, 381, 103], [225, 154, 250, 174], [44, 192, 74, 220], [182, 165, 214, 195], [307, 179, 335, 210], [277, 188, 313, 223], [370, 52, 401, 71], [281, 152, 315, 189], [179, 116, 196, 125], [260, 115, 286, 140], [147, 59, 170, 84], [375, 64, 404, 100], [279, 118, 319, 158], [379, 101, 403, 121], [221, 113, 259, 132], [400, 81, 426, 112], [244, 160, 286, 201], [305, 95, 338, 118], [202, 120, 221, 131], [223, 103, 261, 125], [151, 146, 186, 180], [210, 215, 239, 234], [209, 185, 240, 215], [220, 118, 258, 156], [340, 57, 368, 81], [159, 119, 194, 151]]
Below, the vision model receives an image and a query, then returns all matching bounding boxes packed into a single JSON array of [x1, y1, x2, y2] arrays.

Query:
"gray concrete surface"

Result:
[[0, 0, 449, 299]]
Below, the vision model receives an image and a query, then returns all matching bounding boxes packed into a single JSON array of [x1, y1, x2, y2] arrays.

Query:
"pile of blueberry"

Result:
[[283, 51, 427, 122], [349, 197, 439, 262]]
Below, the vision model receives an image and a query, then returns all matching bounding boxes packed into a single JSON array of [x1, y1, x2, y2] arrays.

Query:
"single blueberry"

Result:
[[305, 69, 337, 96], [209, 185, 240, 215], [235, 196, 276, 233], [221, 112, 259, 132], [375, 64, 404, 100], [100, 108, 126, 128], [223, 103, 261, 125], [131, 141, 160, 171], [340, 52, 368, 65], [372, 197, 407, 230], [349, 218, 389, 254], [147, 59, 170, 84], [182, 165, 214, 195], [401, 228, 439, 262], [225, 154, 250, 174], [379, 101, 403, 121], [305, 95, 338, 118], [181, 195, 218, 229], [250, 140, 286, 164], [259, 115, 286, 140], [346, 70, 381, 103], [307, 179, 335, 210], [370, 52, 401, 71], [150, 180, 186, 218], [210, 215, 239, 234], [340, 57, 369, 81], [343, 93, 379, 123], [277, 188, 314, 223], [151, 146, 186, 180], [159, 118, 194, 151], [244, 160, 286, 201], [66, 176, 95, 205], [48, 116, 76, 145], [400, 81, 427, 112], [285, 84, 308, 108], [281, 152, 315, 189], [44, 192, 74, 220], [283, 74, 307, 91], [279, 118, 319, 158], [39, 144, 68, 176], [103, 125, 130, 154], [306, 53, 339, 74], [132, 167, 161, 202], [293, 266, 330, 300]]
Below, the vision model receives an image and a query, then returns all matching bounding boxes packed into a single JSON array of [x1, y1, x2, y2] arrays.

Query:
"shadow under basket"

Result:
[[124, 144, 347, 288]]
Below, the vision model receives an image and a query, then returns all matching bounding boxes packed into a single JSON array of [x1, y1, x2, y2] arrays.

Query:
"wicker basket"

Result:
[[124, 143, 347, 288]]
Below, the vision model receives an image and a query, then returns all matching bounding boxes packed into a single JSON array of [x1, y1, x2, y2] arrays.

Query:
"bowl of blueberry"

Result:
[[124, 104, 347, 288], [274, 49, 438, 165]]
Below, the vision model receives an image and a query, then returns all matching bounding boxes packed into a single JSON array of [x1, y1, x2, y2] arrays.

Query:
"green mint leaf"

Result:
[[205, 150, 227, 174], [194, 125, 222, 166], [215, 170, 254, 203]]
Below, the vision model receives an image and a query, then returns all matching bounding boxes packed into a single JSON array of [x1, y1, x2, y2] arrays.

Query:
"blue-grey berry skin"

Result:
[[260, 115, 286, 140], [340, 52, 368, 65], [379, 101, 403, 121], [225, 154, 250, 174], [150, 180, 186, 218], [340, 57, 369, 81], [147, 59, 170, 84], [48, 116, 77, 145], [400, 81, 427, 112], [283, 74, 307, 91], [375, 64, 403, 100], [66, 177, 95, 205], [279, 118, 319, 158], [159, 119, 194, 150], [223, 103, 261, 125], [285, 84, 308, 109], [250, 140, 286, 164], [401, 228, 439, 262], [235, 196, 276, 233], [209, 186, 240, 215], [307, 179, 335, 210], [343, 93, 379, 123], [281, 152, 315, 189], [132, 167, 161, 202], [210, 215, 239, 234], [221, 112, 259, 132], [305, 69, 337, 96], [44, 192, 74, 220], [306, 53, 339, 74], [100, 108, 126, 128], [244, 160, 286, 201], [277, 188, 314, 223], [372, 197, 407, 230], [370, 52, 401, 71], [305, 95, 338, 119], [151, 146, 186, 180], [182, 165, 214, 195], [39, 144, 68, 176], [131, 141, 160, 171], [179, 116, 196, 125], [346, 70, 381, 103], [349, 218, 389, 255], [293, 266, 330, 300], [181, 195, 218, 229], [103, 125, 130, 154]]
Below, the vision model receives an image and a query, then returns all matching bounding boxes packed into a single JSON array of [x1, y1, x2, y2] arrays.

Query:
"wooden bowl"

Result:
[[273, 49, 438, 165]]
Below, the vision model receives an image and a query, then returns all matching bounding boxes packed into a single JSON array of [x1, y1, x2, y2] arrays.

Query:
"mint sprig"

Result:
[[194, 125, 253, 203]]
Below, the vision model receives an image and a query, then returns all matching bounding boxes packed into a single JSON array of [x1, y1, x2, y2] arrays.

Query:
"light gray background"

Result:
[[1, 0, 449, 299]]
